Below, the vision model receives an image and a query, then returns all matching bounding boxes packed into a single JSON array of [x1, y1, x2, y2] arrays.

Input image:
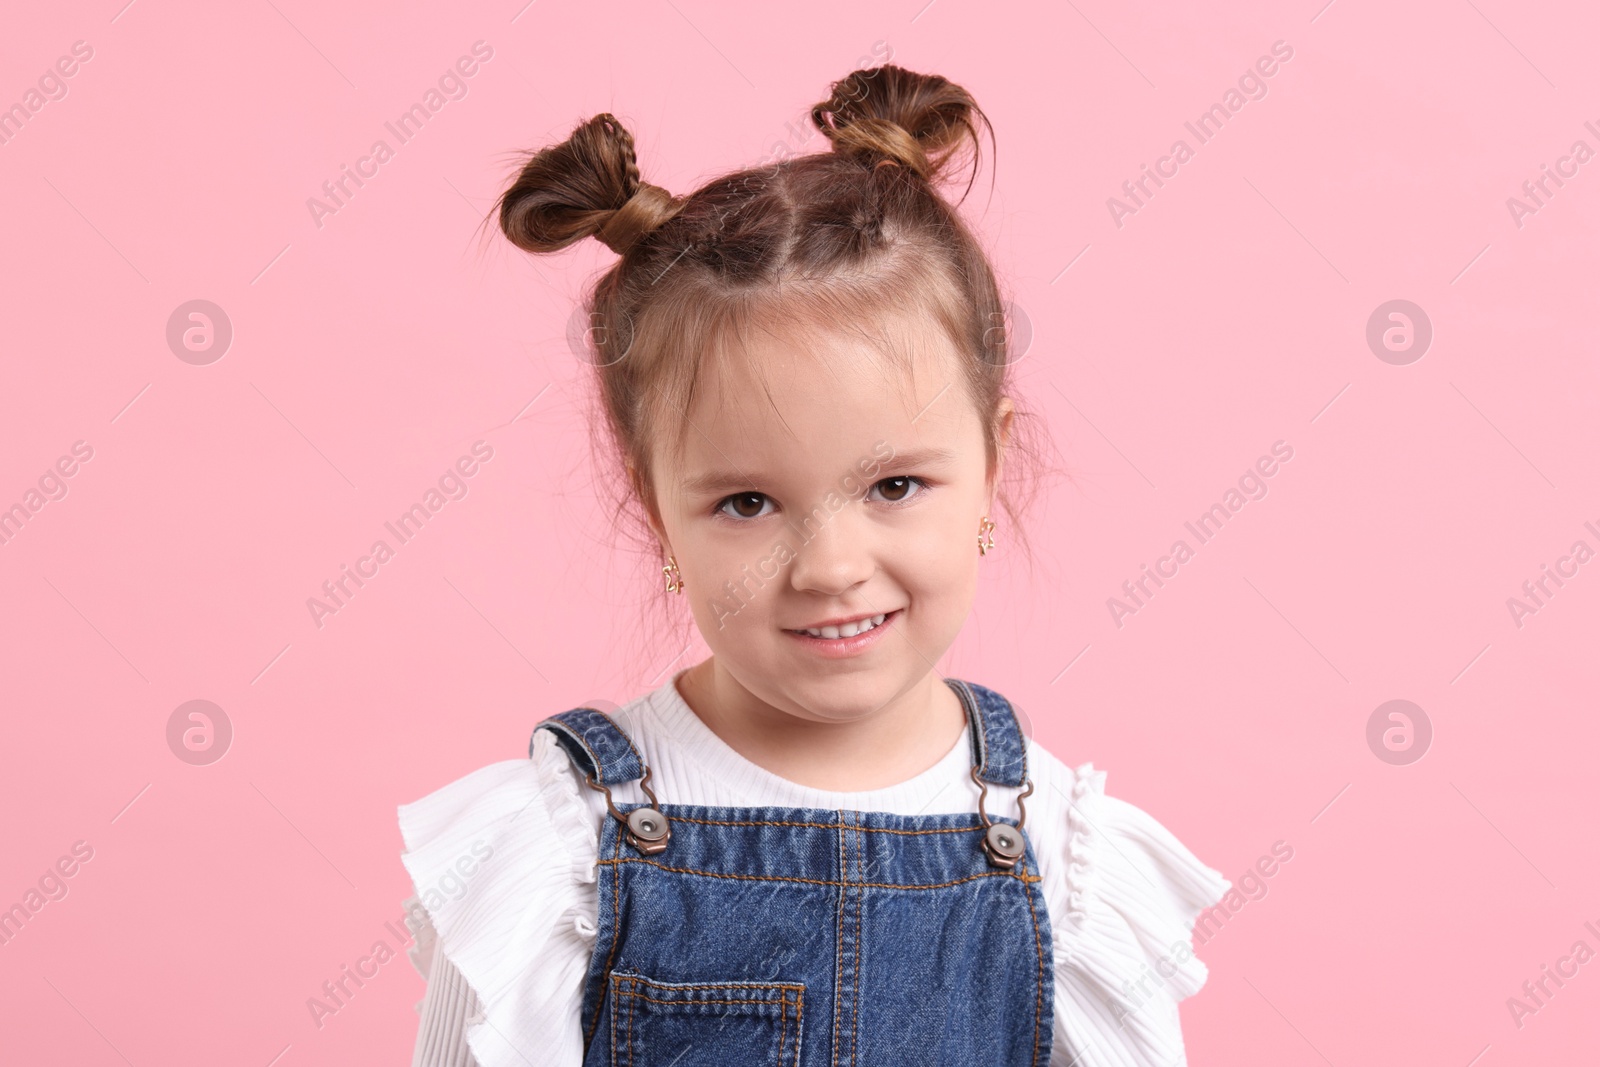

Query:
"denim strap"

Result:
[[532, 707, 647, 786], [945, 678, 1029, 788]]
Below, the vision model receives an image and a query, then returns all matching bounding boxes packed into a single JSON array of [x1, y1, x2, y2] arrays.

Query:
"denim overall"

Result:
[[532, 677, 1054, 1067]]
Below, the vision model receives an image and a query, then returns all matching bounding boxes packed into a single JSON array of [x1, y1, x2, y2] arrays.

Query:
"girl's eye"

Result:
[[870, 476, 927, 504], [717, 492, 774, 520]]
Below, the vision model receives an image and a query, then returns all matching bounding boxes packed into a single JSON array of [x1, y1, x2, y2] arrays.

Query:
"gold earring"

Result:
[[662, 555, 684, 594], [978, 516, 996, 556]]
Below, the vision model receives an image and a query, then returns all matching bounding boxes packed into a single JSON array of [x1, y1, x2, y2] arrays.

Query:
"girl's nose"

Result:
[[784, 510, 876, 596]]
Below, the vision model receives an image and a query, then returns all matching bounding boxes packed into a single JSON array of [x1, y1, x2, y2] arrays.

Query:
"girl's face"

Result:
[[646, 306, 1013, 725]]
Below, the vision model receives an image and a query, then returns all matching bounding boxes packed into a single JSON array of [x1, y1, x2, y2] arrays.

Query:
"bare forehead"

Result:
[[691, 310, 968, 428]]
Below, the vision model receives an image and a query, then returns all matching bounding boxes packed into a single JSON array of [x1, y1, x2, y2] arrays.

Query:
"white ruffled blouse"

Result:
[[397, 671, 1230, 1067]]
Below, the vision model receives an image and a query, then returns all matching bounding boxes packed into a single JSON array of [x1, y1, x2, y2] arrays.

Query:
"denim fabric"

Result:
[[532, 678, 1054, 1067], [951, 677, 1030, 789], [536, 707, 650, 785]]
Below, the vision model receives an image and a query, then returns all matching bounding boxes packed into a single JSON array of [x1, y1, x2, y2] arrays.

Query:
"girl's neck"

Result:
[[673, 658, 969, 793]]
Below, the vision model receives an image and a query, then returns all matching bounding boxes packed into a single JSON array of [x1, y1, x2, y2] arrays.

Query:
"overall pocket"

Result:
[[608, 971, 804, 1067]]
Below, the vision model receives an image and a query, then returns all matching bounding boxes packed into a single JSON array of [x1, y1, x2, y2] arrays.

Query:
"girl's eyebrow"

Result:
[[680, 445, 958, 494]]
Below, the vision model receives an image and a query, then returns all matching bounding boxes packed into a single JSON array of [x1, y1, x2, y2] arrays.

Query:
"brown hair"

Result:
[[493, 64, 1056, 615]]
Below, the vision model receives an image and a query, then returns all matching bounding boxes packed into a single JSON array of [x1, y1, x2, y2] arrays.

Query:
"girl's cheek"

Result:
[[900, 522, 970, 567]]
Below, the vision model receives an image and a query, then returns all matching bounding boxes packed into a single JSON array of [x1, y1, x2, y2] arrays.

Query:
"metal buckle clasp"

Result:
[[582, 765, 671, 856], [971, 766, 1033, 869]]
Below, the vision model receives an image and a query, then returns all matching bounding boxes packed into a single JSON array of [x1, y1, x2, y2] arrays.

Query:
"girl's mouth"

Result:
[[783, 609, 901, 658]]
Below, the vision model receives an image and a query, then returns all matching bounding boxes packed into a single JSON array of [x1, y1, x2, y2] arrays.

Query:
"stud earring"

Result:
[[978, 516, 996, 556], [662, 555, 684, 594]]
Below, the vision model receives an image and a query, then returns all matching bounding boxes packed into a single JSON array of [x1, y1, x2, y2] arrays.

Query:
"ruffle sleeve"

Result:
[[1047, 762, 1231, 1067], [397, 729, 601, 1067]]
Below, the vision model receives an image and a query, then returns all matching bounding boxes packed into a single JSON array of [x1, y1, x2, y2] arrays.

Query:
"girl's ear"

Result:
[[995, 396, 1015, 451], [989, 396, 1016, 502], [630, 458, 672, 551]]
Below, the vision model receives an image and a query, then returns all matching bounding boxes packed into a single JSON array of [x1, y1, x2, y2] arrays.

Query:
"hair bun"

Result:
[[810, 64, 989, 187], [496, 112, 684, 258]]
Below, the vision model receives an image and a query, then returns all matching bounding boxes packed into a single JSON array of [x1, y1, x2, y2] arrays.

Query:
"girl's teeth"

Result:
[[803, 613, 887, 639]]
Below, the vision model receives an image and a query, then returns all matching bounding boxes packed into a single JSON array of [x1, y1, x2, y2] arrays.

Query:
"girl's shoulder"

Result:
[[395, 687, 661, 872], [395, 719, 611, 1067], [1022, 737, 1230, 921], [1021, 735, 1231, 923], [1020, 737, 1233, 1062]]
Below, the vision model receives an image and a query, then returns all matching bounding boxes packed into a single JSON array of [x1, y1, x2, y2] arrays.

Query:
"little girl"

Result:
[[398, 64, 1229, 1067]]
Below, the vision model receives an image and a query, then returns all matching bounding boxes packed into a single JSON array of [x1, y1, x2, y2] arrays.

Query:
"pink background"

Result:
[[2, 0, 1597, 1063]]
